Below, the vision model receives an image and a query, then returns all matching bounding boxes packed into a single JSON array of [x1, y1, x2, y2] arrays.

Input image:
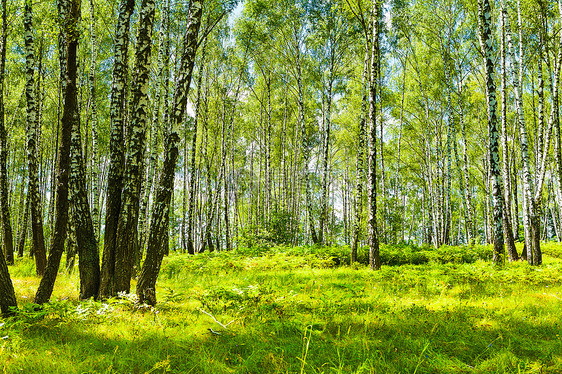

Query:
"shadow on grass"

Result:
[[1, 298, 560, 374]]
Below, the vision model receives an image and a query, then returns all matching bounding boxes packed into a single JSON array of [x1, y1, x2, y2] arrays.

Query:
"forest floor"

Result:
[[1, 243, 561, 373]]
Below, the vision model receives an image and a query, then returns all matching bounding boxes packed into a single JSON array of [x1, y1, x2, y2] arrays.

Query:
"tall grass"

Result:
[[1, 243, 561, 373]]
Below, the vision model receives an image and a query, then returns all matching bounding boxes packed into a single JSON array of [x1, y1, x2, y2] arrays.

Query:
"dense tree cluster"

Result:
[[1, 0, 561, 311]]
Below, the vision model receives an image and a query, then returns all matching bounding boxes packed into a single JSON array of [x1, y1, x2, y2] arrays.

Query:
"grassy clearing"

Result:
[[1, 243, 562, 373]]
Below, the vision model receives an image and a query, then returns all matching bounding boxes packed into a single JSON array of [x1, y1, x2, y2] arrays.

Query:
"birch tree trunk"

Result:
[[552, 1, 562, 259], [187, 41, 207, 255], [0, 0, 16, 315], [0, 0, 12, 266], [368, 0, 381, 270], [442, 36, 453, 247], [499, 7, 518, 261], [35, 0, 79, 304], [137, 0, 204, 306], [99, 0, 135, 298], [88, 0, 100, 240], [24, 0, 47, 275], [296, 42, 319, 245], [479, 0, 505, 264], [351, 48, 369, 263], [139, 0, 170, 258], [502, 0, 541, 264], [517, 0, 541, 265], [17, 192, 30, 258], [319, 56, 334, 245], [454, 71, 475, 244], [69, 84, 100, 300], [114, 0, 156, 294]]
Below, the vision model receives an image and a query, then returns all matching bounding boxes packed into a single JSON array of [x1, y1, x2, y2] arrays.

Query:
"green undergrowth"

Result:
[[1, 243, 562, 373]]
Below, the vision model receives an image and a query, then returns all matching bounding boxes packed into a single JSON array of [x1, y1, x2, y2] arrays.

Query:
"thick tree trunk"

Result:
[[139, 0, 170, 260], [34, 0, 79, 304], [69, 87, 100, 299], [480, 0, 505, 264], [114, 0, 156, 294], [99, 0, 135, 298], [137, 0, 204, 306]]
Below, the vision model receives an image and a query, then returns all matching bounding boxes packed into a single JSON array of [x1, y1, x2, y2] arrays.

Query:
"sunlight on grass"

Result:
[[1, 244, 562, 373]]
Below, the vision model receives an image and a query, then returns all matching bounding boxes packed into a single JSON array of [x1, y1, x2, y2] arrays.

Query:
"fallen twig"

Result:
[[198, 308, 235, 330]]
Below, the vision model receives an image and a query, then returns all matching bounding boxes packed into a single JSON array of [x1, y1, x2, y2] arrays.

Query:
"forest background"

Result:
[[0, 0, 560, 372], [0, 0, 559, 322]]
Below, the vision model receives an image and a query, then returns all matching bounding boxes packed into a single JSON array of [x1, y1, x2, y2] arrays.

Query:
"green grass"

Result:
[[1, 243, 562, 373]]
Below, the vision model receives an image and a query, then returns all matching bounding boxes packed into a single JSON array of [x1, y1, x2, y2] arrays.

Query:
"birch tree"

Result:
[[137, 0, 204, 306], [368, 0, 381, 270], [501, 0, 541, 264], [0, 0, 16, 316], [114, 0, 156, 294], [24, 0, 47, 275], [35, 0, 80, 304], [99, 0, 135, 298], [0, 0, 11, 266], [479, 0, 504, 265]]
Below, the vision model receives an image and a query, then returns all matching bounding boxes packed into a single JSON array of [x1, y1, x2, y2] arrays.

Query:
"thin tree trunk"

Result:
[[517, 0, 541, 265], [351, 48, 369, 263], [0, 0, 16, 316], [88, 0, 100, 240], [502, 0, 541, 264], [460, 87, 475, 242], [551, 1, 562, 260], [187, 44, 207, 255], [15, 184, 27, 257], [442, 38, 453, 247], [499, 7, 518, 261], [319, 60, 334, 246], [296, 41, 319, 245], [0, 0, 11, 266], [368, 0, 381, 270]]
